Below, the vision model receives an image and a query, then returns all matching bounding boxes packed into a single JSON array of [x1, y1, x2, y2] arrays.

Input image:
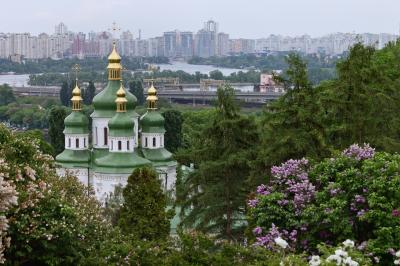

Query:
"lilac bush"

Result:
[[248, 144, 400, 264], [248, 158, 314, 250]]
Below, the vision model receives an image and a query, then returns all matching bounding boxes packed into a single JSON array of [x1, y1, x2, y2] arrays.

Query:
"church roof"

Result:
[[94, 152, 151, 174], [140, 147, 174, 163], [141, 111, 166, 133], [108, 112, 134, 137], [56, 149, 90, 168], [64, 111, 89, 134]]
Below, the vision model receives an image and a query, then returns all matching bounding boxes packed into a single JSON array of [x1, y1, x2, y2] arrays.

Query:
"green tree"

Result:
[[255, 53, 329, 179], [318, 43, 400, 152], [162, 109, 183, 153], [59, 81, 70, 107], [118, 167, 171, 241], [83, 81, 96, 105], [19, 130, 54, 155], [0, 125, 109, 265], [209, 70, 224, 80], [128, 79, 145, 105], [0, 84, 16, 106], [177, 85, 259, 240], [48, 106, 67, 155]]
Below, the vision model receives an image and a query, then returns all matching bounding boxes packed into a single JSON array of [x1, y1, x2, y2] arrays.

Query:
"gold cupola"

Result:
[[71, 82, 83, 111], [107, 41, 122, 80], [146, 83, 158, 110], [115, 81, 128, 112]]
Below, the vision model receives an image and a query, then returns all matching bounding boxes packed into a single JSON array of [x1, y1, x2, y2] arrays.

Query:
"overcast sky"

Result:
[[1, 0, 399, 38]]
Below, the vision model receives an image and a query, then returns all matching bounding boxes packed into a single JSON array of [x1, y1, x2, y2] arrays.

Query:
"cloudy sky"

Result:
[[1, 0, 398, 38]]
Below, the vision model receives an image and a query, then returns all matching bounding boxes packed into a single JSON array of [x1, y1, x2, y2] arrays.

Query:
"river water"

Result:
[[0, 74, 30, 87], [0, 62, 249, 88], [154, 61, 248, 76]]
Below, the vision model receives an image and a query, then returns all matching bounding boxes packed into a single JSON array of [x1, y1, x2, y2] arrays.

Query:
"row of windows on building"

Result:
[[67, 137, 87, 149], [93, 127, 164, 148]]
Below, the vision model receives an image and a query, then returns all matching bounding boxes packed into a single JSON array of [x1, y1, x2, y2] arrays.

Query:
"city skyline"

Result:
[[1, 0, 400, 39]]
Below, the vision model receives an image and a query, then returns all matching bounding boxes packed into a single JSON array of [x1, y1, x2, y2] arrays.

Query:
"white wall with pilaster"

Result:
[[141, 133, 164, 149], [65, 134, 89, 150], [56, 167, 89, 186], [92, 118, 110, 149], [155, 165, 177, 192], [134, 116, 139, 147], [92, 172, 130, 203], [109, 136, 135, 152]]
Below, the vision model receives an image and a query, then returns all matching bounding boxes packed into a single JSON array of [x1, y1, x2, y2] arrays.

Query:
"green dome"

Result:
[[141, 111, 165, 133], [94, 152, 151, 174], [92, 80, 138, 118], [108, 112, 134, 137], [64, 111, 89, 134]]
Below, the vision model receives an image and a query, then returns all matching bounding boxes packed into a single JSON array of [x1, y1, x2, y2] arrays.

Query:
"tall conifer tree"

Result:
[[177, 84, 258, 240]]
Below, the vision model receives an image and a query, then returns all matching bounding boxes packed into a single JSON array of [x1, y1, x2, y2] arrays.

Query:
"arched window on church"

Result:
[[127, 140, 130, 150], [118, 141, 122, 151], [145, 137, 148, 147], [68, 138, 71, 148], [153, 137, 156, 147], [84, 138, 86, 148], [104, 127, 108, 145], [76, 138, 79, 148]]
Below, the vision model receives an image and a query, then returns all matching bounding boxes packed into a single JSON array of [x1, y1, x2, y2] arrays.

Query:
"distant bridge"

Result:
[[12, 86, 284, 106], [149, 90, 284, 106], [13, 86, 60, 97]]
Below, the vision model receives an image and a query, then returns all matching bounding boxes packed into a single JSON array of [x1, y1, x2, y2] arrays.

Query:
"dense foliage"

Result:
[[176, 85, 259, 239], [248, 144, 400, 264], [48, 106, 67, 155], [189, 53, 339, 84], [118, 167, 172, 241], [162, 109, 183, 152], [0, 125, 109, 265]]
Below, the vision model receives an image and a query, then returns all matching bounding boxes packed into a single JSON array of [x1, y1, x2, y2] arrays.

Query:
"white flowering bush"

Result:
[[312, 240, 372, 266], [0, 125, 110, 264]]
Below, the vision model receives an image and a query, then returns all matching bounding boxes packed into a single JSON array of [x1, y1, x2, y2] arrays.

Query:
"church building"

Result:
[[55, 43, 177, 202]]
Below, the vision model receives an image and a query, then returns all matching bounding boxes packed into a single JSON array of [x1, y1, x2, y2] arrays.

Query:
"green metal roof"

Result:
[[140, 148, 174, 163], [109, 112, 134, 137], [141, 111, 166, 133], [56, 149, 90, 168], [91, 80, 138, 118], [93, 151, 151, 174], [63, 111, 89, 134]]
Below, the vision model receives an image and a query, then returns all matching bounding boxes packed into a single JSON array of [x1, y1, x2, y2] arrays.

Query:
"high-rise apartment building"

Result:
[[194, 20, 218, 58], [217, 32, 229, 56], [55, 22, 68, 35]]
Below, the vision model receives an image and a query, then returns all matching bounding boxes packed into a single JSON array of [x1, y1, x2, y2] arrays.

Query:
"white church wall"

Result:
[[141, 133, 164, 149], [56, 167, 89, 186], [92, 118, 110, 148], [155, 165, 177, 192], [92, 172, 130, 204], [109, 136, 135, 152], [65, 134, 89, 150]]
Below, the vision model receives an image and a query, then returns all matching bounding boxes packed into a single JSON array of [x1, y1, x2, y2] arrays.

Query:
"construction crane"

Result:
[[200, 79, 225, 91]]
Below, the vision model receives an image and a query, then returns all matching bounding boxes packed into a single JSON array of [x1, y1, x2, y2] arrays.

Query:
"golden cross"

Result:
[[108, 21, 121, 40], [72, 64, 80, 84]]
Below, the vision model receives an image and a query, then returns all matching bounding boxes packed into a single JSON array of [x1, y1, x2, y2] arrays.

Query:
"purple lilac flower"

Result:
[[357, 241, 367, 251], [271, 158, 309, 179], [354, 195, 366, 203], [388, 248, 396, 255], [392, 209, 400, 217], [247, 199, 258, 208], [253, 227, 262, 235], [342, 143, 375, 160], [256, 184, 271, 195], [357, 209, 367, 217]]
